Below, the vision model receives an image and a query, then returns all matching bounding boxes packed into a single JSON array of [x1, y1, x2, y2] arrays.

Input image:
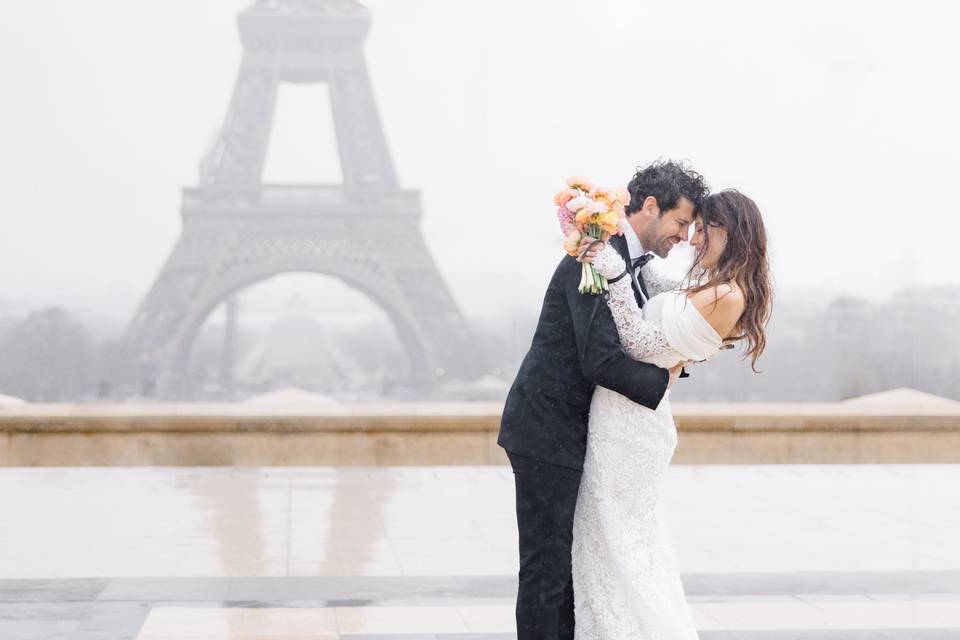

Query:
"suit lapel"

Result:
[[609, 234, 645, 308]]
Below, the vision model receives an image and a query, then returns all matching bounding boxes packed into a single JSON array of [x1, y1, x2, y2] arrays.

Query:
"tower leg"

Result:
[[219, 296, 239, 399]]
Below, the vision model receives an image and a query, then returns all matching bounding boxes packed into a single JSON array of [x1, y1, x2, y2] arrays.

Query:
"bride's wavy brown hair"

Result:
[[684, 189, 773, 372]]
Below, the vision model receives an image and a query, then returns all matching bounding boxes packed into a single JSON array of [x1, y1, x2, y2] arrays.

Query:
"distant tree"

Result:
[[0, 307, 92, 401], [91, 338, 138, 399]]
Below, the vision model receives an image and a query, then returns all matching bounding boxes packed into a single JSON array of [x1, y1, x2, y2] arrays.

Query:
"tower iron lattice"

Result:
[[125, 0, 480, 397]]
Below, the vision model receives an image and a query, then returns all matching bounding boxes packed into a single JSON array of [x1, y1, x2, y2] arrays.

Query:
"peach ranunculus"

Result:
[[553, 188, 578, 207], [614, 186, 631, 207], [575, 209, 593, 226], [563, 229, 583, 256], [591, 188, 614, 207], [566, 175, 596, 193], [598, 210, 621, 233]]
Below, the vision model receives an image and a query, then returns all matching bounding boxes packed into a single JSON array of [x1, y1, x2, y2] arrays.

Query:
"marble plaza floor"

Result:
[[2, 465, 960, 639]]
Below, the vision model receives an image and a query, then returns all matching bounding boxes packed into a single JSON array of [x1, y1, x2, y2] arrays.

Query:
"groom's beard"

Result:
[[640, 220, 682, 258], [652, 235, 683, 258]]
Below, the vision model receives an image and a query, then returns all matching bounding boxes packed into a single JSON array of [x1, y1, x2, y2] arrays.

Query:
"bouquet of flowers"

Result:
[[554, 176, 631, 294]]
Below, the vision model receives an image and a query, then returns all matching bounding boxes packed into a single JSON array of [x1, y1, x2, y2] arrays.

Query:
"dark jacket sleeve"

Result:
[[564, 258, 670, 410]]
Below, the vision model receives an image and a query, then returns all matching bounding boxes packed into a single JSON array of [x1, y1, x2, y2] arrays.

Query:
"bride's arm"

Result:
[[641, 260, 683, 297], [591, 244, 675, 361]]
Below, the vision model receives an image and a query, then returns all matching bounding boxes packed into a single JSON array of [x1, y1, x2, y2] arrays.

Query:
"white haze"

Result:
[[0, 0, 958, 327]]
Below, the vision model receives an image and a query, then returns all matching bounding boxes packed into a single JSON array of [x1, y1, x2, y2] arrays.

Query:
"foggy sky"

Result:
[[1, 0, 958, 326]]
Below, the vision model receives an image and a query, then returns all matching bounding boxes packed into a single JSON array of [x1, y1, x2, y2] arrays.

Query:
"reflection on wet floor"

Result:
[[1, 465, 959, 638]]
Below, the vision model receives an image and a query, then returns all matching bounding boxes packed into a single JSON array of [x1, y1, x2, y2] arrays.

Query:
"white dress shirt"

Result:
[[618, 217, 650, 302]]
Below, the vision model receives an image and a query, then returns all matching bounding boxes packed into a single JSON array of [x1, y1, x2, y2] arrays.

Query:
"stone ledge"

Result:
[[0, 402, 958, 465], [1, 401, 959, 432]]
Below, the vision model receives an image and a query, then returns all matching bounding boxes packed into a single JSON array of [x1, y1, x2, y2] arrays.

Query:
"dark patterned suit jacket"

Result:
[[498, 239, 669, 470]]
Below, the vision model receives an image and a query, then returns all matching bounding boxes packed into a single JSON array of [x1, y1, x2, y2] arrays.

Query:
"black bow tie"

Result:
[[632, 253, 654, 270]]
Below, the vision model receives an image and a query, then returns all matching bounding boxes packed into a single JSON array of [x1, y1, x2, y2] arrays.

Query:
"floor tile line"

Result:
[[7, 571, 960, 605]]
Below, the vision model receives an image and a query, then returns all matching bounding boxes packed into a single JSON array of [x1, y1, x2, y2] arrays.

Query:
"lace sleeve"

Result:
[[591, 245, 673, 361], [641, 260, 683, 297]]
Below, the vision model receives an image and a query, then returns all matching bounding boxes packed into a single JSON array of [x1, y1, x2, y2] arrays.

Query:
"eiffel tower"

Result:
[[125, 0, 480, 398]]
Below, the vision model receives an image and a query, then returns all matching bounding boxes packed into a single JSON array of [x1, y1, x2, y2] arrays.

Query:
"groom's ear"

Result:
[[642, 195, 660, 219]]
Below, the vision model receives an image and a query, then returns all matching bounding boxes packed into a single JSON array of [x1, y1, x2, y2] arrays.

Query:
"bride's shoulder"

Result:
[[687, 281, 744, 307], [686, 282, 745, 337]]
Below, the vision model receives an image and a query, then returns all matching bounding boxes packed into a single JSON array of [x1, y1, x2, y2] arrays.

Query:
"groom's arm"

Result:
[[564, 259, 669, 410]]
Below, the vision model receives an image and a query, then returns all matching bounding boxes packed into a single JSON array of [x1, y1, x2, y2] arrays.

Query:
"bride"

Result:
[[572, 189, 773, 638]]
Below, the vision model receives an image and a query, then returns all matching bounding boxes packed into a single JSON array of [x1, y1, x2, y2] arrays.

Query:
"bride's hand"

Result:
[[667, 361, 692, 388], [576, 235, 608, 263], [579, 234, 627, 279]]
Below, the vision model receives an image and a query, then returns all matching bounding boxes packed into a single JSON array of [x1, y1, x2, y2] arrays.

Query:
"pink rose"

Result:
[[566, 195, 591, 212], [588, 199, 609, 214]]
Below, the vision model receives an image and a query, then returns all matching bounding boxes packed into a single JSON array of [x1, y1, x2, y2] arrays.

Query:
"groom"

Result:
[[498, 160, 709, 640]]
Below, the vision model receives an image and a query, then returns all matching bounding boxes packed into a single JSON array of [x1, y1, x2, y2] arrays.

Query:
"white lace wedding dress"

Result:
[[571, 245, 723, 639]]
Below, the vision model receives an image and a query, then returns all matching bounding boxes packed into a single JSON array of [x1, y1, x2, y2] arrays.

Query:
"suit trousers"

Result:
[[507, 449, 583, 640]]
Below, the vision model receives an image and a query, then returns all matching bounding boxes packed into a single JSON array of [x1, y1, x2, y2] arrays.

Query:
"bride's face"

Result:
[[690, 217, 728, 269]]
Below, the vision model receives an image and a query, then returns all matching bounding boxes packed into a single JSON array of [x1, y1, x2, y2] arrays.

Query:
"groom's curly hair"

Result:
[[624, 160, 709, 216]]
